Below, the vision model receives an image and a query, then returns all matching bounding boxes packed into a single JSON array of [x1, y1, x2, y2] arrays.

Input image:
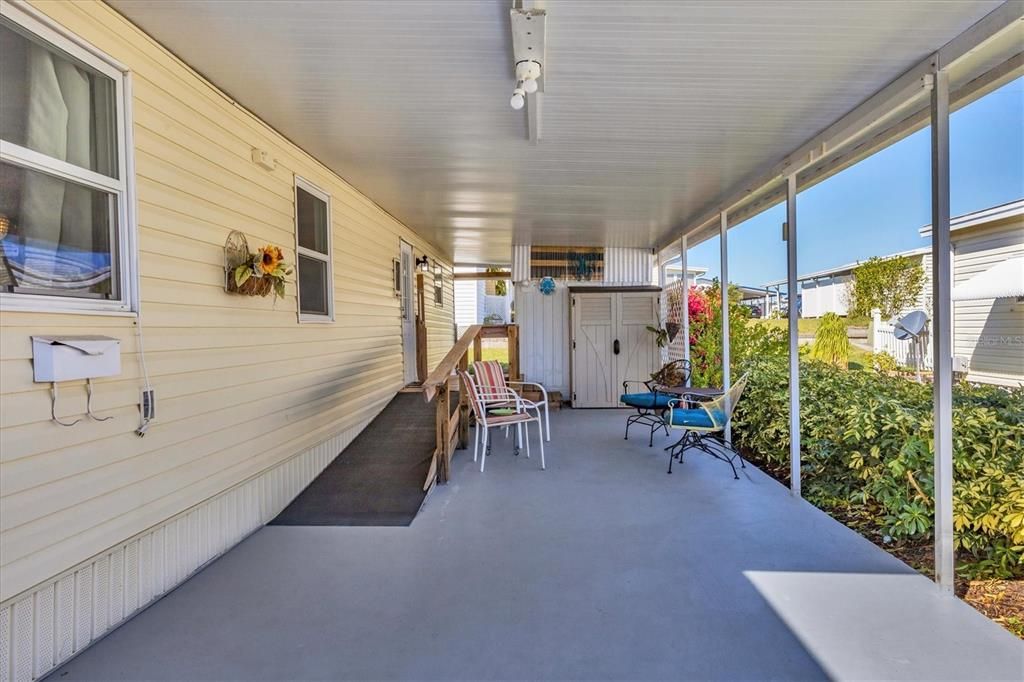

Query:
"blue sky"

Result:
[[687, 77, 1024, 286]]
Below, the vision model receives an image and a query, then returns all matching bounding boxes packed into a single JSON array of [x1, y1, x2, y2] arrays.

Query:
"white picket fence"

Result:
[[872, 310, 933, 370]]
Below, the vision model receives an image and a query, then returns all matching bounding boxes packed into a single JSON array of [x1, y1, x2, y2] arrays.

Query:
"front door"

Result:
[[400, 240, 417, 384]]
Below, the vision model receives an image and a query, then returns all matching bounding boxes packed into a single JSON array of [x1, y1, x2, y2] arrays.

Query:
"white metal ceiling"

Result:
[[108, 0, 1005, 263]]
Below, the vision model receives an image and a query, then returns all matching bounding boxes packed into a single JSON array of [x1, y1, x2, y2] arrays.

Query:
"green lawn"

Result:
[[847, 344, 874, 371], [753, 315, 870, 336], [467, 346, 509, 365], [754, 316, 874, 371]]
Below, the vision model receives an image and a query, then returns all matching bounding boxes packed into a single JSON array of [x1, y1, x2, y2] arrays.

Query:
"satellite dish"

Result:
[[893, 310, 927, 340], [892, 310, 929, 383]]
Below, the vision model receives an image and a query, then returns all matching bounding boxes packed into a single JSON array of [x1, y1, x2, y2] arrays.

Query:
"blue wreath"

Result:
[[539, 276, 556, 295]]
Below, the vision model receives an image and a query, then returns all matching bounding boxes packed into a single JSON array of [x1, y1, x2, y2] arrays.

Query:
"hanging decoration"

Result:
[[224, 230, 292, 299], [539, 276, 556, 295]]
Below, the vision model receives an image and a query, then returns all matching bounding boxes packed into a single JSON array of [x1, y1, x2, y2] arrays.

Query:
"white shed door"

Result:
[[615, 292, 660, 393], [572, 292, 616, 407], [571, 290, 659, 407]]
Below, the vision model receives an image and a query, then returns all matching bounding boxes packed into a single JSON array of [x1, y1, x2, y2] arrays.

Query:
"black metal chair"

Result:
[[620, 359, 692, 447]]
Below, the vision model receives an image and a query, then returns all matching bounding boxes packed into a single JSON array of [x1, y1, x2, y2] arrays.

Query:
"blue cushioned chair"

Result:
[[620, 359, 691, 447], [664, 373, 748, 477]]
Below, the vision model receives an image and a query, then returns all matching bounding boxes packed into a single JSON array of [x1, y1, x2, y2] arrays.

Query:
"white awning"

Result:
[[952, 257, 1024, 301]]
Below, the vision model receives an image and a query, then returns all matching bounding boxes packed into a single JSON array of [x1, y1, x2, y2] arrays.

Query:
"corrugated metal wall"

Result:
[[604, 247, 655, 285], [511, 245, 531, 282], [515, 285, 570, 394]]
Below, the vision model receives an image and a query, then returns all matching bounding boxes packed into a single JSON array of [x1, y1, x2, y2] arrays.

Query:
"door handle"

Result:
[[613, 339, 620, 355]]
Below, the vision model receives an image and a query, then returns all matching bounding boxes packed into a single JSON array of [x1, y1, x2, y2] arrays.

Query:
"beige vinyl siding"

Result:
[[0, 0, 454, 603], [952, 218, 1024, 386]]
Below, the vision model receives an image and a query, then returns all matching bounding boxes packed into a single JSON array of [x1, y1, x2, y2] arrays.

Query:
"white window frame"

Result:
[[0, 0, 137, 316], [294, 176, 334, 323]]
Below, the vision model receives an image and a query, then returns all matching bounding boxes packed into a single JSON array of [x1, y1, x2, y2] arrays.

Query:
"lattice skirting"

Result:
[[0, 417, 371, 682]]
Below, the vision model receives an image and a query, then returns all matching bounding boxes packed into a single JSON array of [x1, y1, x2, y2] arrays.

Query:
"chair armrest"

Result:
[[676, 391, 715, 403], [476, 386, 523, 403], [621, 379, 654, 393], [508, 381, 549, 403]]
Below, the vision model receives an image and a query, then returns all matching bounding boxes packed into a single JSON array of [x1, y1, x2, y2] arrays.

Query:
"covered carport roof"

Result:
[[108, 0, 1023, 263]]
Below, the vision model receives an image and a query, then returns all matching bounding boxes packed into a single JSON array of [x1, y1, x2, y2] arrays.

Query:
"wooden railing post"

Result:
[[422, 324, 481, 487], [458, 350, 469, 449], [435, 381, 450, 483], [472, 333, 482, 367], [507, 323, 521, 381], [416, 273, 428, 383]]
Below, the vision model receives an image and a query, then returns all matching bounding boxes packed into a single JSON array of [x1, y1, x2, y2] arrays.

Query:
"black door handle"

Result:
[[613, 339, 620, 355]]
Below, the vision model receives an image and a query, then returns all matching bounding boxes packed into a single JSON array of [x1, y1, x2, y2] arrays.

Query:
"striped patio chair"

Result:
[[460, 370, 545, 472], [472, 360, 550, 441]]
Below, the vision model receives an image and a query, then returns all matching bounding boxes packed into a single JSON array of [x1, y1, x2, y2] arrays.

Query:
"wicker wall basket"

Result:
[[224, 230, 274, 297]]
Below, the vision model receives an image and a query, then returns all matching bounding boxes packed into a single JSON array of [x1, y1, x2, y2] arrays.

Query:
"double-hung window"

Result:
[[0, 2, 134, 312], [294, 177, 333, 321]]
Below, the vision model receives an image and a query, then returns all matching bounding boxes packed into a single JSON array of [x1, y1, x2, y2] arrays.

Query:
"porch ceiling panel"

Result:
[[109, 0, 1004, 263]]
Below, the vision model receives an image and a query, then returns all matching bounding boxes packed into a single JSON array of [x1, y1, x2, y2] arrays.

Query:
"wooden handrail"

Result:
[[453, 271, 511, 281], [422, 324, 481, 402], [421, 322, 521, 487]]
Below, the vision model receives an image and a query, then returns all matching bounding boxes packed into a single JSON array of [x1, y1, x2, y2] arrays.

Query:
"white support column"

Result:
[[931, 67, 954, 594], [720, 211, 730, 442], [681, 235, 690, 384], [786, 174, 801, 498], [657, 251, 668, 364]]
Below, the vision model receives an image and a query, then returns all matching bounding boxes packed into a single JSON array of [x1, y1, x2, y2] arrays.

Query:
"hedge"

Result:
[[731, 355, 1024, 579]]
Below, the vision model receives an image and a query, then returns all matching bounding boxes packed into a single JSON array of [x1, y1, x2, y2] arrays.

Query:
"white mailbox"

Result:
[[32, 336, 121, 383]]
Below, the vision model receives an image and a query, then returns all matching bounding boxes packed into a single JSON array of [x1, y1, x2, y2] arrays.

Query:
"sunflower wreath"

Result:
[[224, 231, 293, 299]]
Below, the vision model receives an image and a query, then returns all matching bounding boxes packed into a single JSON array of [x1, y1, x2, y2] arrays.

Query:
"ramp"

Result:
[[271, 392, 441, 526]]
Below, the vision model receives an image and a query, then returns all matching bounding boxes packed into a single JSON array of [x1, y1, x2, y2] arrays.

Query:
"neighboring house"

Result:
[[454, 267, 512, 336], [760, 200, 1022, 386], [0, 0, 455, 664], [920, 199, 1023, 387], [762, 247, 930, 319], [663, 262, 708, 285], [734, 284, 782, 318]]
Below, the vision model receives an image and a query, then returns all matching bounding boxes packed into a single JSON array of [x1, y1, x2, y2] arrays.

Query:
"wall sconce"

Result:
[[415, 255, 430, 272]]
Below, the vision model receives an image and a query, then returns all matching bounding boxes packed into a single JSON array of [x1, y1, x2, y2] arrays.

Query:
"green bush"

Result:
[[689, 280, 787, 387], [809, 312, 850, 367], [871, 351, 898, 373], [848, 254, 925, 320], [731, 355, 1024, 578]]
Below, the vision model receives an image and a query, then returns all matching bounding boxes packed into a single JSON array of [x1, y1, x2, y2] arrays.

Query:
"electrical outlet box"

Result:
[[251, 148, 276, 171], [140, 388, 156, 421]]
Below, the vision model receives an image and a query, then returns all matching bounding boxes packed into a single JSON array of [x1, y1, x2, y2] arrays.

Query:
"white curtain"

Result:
[[17, 44, 107, 290]]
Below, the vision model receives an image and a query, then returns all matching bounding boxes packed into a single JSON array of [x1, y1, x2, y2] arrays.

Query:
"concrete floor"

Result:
[[53, 410, 1022, 681]]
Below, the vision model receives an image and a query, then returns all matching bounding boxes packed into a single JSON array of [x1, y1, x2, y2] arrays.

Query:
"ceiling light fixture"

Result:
[[510, 85, 526, 110], [508, 7, 546, 143], [509, 60, 541, 109]]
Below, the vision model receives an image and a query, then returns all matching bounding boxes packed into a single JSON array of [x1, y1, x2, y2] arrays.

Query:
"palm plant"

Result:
[[809, 313, 850, 367]]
